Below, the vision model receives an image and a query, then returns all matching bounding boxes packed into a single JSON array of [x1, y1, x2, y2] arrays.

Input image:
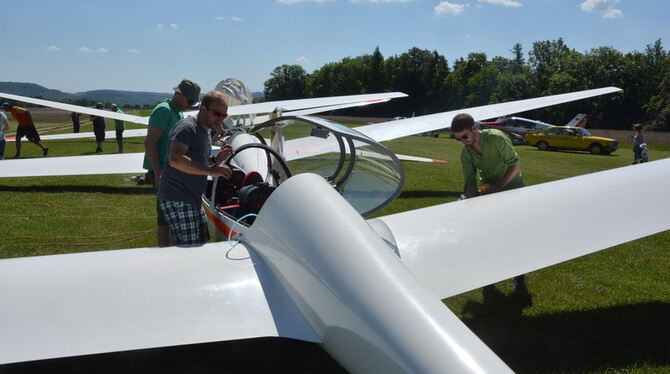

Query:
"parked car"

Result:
[[525, 126, 618, 155]]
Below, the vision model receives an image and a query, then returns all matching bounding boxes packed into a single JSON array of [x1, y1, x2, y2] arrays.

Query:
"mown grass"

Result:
[[0, 115, 668, 373]]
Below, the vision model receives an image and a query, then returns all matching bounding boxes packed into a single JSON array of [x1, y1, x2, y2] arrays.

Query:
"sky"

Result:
[[1, 0, 668, 94]]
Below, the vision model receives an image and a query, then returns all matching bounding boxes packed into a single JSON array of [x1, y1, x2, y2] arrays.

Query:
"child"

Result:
[[639, 143, 649, 163]]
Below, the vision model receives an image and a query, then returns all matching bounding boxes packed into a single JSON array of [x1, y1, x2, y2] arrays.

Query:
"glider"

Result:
[[3, 86, 661, 374]]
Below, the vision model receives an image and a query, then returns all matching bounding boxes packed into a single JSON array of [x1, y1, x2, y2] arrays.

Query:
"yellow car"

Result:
[[525, 126, 618, 155]]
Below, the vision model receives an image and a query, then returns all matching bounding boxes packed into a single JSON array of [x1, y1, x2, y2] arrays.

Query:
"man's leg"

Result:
[[157, 224, 171, 247], [14, 138, 21, 158]]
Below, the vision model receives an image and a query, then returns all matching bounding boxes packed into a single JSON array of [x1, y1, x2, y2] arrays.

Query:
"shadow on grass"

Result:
[[399, 190, 462, 199], [0, 185, 154, 195], [1, 338, 347, 374], [3, 301, 668, 373], [459, 294, 670, 374]]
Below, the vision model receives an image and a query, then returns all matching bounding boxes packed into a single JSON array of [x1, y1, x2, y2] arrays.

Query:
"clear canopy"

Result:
[[252, 116, 405, 217]]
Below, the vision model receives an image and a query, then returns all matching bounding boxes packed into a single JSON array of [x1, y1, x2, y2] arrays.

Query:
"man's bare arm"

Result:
[[168, 140, 231, 178], [144, 126, 164, 177]]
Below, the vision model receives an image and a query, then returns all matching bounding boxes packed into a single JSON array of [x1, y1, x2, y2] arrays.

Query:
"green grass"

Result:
[[0, 118, 668, 373]]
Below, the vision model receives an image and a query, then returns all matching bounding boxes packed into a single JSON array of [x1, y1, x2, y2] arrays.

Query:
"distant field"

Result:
[[0, 113, 668, 374]]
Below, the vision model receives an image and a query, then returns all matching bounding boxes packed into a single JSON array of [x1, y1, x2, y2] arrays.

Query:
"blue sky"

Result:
[[1, 0, 668, 94]]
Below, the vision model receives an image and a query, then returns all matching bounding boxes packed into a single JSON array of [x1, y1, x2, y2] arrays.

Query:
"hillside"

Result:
[[0, 82, 171, 106]]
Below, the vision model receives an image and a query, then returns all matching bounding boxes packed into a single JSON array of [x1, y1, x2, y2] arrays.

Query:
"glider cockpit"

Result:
[[203, 115, 405, 238]]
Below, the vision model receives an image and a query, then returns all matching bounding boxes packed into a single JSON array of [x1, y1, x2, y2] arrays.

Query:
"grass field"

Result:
[[0, 111, 668, 373]]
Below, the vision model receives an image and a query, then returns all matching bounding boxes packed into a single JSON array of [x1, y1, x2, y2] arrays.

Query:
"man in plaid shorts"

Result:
[[157, 90, 233, 245]]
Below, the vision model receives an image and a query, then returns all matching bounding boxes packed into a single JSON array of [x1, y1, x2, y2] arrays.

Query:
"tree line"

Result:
[[263, 39, 670, 131]]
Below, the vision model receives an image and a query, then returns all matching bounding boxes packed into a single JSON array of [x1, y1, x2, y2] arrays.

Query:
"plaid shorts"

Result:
[[158, 200, 210, 245]]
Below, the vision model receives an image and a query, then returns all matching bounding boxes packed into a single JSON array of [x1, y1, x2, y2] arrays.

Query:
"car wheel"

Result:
[[537, 141, 549, 151], [589, 143, 603, 155]]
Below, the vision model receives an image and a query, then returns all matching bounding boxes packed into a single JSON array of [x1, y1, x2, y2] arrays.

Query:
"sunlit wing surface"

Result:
[[183, 92, 407, 117], [0, 92, 148, 124], [371, 158, 670, 299], [0, 242, 318, 364], [7, 128, 148, 142], [355, 87, 622, 142], [0, 153, 146, 177], [252, 97, 393, 123]]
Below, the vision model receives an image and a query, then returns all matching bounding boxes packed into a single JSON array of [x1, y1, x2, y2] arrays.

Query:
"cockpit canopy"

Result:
[[252, 115, 405, 217]]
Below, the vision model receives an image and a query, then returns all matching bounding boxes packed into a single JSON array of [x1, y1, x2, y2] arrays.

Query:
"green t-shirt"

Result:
[[142, 99, 183, 171], [460, 129, 523, 191], [114, 108, 125, 131]]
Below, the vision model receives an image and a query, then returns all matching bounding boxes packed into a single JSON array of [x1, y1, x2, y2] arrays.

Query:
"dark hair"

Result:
[[634, 124, 643, 131], [451, 113, 475, 133], [201, 90, 228, 108]]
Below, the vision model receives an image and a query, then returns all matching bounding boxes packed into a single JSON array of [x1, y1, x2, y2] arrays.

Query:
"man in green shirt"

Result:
[[110, 104, 125, 153], [143, 79, 201, 246], [451, 113, 528, 294]]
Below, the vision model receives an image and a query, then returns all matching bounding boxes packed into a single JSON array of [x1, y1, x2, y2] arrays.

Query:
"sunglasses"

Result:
[[455, 134, 470, 141], [206, 106, 227, 119]]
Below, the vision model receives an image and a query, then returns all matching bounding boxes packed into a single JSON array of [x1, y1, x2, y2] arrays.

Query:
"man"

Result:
[[1, 102, 48, 158], [144, 79, 200, 246], [71, 112, 80, 133], [157, 90, 233, 245], [451, 113, 527, 293], [91, 102, 106, 152], [0, 108, 8, 159], [110, 104, 125, 153]]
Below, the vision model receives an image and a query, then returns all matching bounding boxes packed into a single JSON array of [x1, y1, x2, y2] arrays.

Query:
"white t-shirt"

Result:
[[0, 111, 7, 139]]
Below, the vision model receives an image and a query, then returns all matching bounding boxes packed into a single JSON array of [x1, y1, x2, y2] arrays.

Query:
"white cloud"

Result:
[[278, 0, 334, 4], [44, 46, 60, 51], [478, 0, 521, 7], [78, 46, 108, 53], [434, 1, 467, 15], [231, 16, 243, 22], [603, 7, 622, 18], [350, 0, 415, 3], [297, 56, 309, 62], [580, 0, 623, 19], [128, 49, 142, 54], [170, 23, 179, 29], [213, 16, 225, 20], [155, 24, 165, 31]]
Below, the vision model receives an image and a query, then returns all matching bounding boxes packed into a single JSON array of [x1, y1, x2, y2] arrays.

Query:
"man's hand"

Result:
[[213, 144, 233, 164], [210, 164, 232, 179], [480, 183, 499, 194]]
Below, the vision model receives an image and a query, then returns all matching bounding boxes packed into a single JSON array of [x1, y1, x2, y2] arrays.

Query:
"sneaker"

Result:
[[43, 147, 49, 157]]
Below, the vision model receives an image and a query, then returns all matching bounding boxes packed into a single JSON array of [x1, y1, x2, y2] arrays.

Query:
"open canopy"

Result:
[[253, 115, 405, 217]]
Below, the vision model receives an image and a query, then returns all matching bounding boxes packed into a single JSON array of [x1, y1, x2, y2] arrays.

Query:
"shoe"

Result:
[[43, 147, 49, 157], [95, 148, 103, 153], [11, 154, 19, 159]]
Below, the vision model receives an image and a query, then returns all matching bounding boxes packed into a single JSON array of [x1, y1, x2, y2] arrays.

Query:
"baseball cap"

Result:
[[174, 79, 201, 104]]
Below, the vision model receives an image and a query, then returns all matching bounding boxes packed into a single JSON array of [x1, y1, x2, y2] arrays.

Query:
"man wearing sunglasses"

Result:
[[157, 90, 233, 246], [451, 113, 527, 294], [143, 79, 200, 246]]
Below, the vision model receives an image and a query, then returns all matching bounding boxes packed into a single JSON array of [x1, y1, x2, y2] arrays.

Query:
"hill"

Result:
[[0, 82, 171, 106]]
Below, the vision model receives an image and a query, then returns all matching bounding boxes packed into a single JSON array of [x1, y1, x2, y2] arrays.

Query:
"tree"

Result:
[[263, 65, 307, 101]]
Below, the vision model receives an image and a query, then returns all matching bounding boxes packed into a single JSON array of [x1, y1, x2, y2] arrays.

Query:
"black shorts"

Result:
[[94, 124, 106, 142], [115, 129, 124, 141], [16, 125, 41, 142]]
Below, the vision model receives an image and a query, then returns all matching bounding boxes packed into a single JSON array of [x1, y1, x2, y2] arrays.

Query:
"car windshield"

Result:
[[579, 128, 592, 136]]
